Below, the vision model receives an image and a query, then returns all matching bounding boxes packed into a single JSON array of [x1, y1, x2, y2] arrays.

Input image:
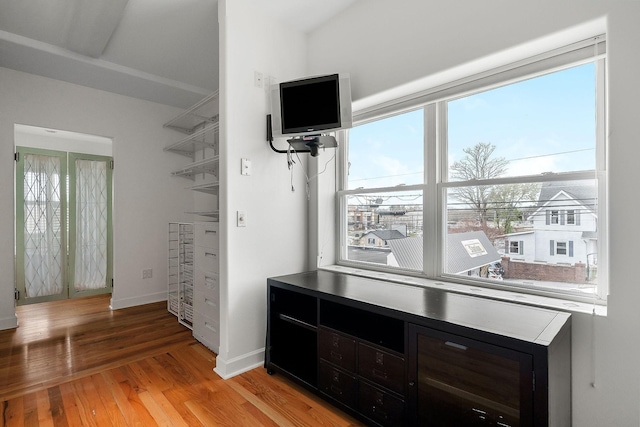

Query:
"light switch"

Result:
[[237, 211, 246, 227], [241, 158, 251, 176]]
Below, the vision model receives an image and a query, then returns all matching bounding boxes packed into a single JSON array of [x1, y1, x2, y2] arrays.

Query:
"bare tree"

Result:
[[449, 143, 508, 226]]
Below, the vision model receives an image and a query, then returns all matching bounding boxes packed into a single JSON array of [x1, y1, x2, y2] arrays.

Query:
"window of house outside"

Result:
[[338, 37, 607, 303]]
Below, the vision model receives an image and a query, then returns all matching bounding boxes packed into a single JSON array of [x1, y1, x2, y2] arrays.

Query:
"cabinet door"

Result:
[[408, 324, 533, 427]]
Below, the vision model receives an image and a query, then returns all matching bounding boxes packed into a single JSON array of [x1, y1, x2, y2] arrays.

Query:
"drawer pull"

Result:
[[205, 230, 217, 235], [330, 385, 343, 396], [372, 406, 389, 420], [497, 423, 512, 427], [330, 351, 343, 361], [372, 368, 388, 380], [205, 252, 217, 258], [445, 341, 468, 351]]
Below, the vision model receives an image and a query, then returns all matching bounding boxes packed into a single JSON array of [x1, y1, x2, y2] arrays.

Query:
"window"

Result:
[[509, 240, 523, 255], [338, 36, 607, 302], [556, 241, 568, 256]]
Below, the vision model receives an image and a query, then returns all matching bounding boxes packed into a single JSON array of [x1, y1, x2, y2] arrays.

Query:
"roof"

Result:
[[386, 237, 423, 271], [446, 231, 502, 274], [362, 230, 406, 240], [536, 180, 597, 210], [347, 246, 391, 264], [386, 231, 501, 274]]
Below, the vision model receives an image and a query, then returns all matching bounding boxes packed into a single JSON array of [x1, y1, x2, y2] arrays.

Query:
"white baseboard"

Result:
[[110, 291, 166, 310], [214, 347, 265, 379], [0, 313, 18, 331]]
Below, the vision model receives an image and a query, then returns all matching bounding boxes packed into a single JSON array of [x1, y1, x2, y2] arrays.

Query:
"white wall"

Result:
[[307, 1, 640, 426], [215, 0, 309, 377], [0, 66, 194, 328]]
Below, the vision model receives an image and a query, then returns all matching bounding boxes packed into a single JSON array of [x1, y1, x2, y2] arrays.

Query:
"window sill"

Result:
[[320, 264, 607, 317]]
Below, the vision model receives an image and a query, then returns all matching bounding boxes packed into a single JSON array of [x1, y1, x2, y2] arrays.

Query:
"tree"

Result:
[[449, 142, 508, 226], [489, 183, 541, 234]]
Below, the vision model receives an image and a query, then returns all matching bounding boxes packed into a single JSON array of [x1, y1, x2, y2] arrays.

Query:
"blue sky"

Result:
[[348, 62, 596, 190]]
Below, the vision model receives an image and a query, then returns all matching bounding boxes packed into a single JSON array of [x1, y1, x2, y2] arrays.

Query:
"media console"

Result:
[[265, 270, 571, 427]]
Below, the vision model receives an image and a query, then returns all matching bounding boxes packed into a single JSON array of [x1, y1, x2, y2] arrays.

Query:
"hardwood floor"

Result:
[[0, 295, 363, 426]]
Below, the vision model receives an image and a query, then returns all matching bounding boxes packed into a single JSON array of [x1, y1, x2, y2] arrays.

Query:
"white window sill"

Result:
[[320, 264, 607, 317]]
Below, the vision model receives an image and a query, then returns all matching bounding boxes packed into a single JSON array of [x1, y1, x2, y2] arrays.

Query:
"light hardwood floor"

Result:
[[0, 295, 363, 426]]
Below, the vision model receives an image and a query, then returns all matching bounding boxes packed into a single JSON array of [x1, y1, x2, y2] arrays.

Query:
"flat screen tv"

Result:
[[270, 73, 352, 139]]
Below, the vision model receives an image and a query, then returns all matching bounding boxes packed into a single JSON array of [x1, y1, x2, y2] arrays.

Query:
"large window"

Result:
[[338, 37, 607, 302]]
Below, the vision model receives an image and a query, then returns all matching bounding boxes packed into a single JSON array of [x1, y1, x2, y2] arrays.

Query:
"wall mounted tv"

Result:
[[270, 73, 352, 139]]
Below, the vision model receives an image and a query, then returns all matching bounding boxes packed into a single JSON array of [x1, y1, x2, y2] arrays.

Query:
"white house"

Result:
[[505, 181, 598, 270]]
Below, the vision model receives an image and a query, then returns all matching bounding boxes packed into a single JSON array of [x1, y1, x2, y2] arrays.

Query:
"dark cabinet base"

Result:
[[266, 270, 571, 427]]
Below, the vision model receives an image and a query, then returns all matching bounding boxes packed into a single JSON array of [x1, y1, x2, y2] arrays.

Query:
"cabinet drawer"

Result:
[[195, 222, 219, 248], [358, 343, 405, 395], [195, 247, 219, 272], [194, 290, 219, 319], [193, 311, 219, 353], [359, 381, 405, 427], [319, 361, 357, 408], [195, 269, 219, 293], [318, 328, 356, 372]]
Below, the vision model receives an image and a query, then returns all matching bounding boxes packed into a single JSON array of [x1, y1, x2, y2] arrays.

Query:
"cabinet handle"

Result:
[[445, 341, 468, 351], [205, 230, 217, 235], [330, 351, 343, 361], [330, 385, 343, 396], [372, 368, 388, 380], [372, 406, 389, 420], [205, 252, 217, 258]]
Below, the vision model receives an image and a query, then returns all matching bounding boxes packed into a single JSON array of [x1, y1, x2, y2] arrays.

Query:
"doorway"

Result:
[[14, 125, 113, 306]]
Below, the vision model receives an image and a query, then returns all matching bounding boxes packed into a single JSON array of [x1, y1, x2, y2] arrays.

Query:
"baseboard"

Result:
[[0, 313, 18, 331], [109, 291, 166, 310], [214, 347, 265, 379]]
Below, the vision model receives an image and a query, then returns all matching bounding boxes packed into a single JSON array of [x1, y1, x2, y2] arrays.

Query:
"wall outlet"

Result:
[[142, 269, 153, 279]]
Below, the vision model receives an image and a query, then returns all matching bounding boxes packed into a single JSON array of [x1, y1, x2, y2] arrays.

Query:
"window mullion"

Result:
[[423, 103, 440, 277]]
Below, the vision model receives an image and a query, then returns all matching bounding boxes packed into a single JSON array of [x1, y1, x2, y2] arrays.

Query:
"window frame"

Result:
[[337, 36, 607, 304]]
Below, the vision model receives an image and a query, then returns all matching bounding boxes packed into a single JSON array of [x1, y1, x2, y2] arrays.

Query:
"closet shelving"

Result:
[[164, 91, 220, 218], [164, 91, 219, 134], [170, 155, 220, 180], [164, 123, 219, 158]]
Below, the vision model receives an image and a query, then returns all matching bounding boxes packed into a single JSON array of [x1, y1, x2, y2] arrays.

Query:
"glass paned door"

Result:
[[68, 153, 113, 297], [15, 148, 68, 304], [15, 148, 113, 305]]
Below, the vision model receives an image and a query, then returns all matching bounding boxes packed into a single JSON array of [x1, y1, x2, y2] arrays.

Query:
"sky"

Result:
[[347, 62, 597, 191]]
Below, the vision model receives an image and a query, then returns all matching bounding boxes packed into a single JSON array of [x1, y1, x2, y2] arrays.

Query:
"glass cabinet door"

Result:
[[408, 324, 534, 427]]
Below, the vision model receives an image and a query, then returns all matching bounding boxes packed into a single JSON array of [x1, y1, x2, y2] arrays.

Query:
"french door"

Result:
[[15, 147, 113, 305]]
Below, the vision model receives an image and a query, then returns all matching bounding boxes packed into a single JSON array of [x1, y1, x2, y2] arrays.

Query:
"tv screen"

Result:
[[270, 73, 352, 139], [280, 74, 340, 134]]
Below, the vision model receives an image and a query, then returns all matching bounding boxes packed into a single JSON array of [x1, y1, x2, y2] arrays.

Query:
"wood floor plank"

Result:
[[35, 388, 55, 427], [0, 294, 363, 427], [57, 382, 84, 427], [46, 386, 69, 427], [90, 373, 128, 427], [1, 397, 25, 427], [99, 370, 149, 427]]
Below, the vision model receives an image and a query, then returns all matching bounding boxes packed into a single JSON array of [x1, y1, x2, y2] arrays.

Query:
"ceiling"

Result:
[[0, 0, 356, 109]]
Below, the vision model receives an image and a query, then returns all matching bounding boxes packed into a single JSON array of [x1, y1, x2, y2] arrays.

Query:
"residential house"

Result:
[[0, 1, 638, 425], [358, 228, 406, 247], [503, 181, 598, 280]]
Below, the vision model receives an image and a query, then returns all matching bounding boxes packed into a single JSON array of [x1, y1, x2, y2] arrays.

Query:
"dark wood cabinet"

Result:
[[265, 270, 571, 426]]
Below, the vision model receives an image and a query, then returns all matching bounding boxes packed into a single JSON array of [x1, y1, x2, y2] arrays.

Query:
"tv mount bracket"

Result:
[[267, 115, 337, 157]]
